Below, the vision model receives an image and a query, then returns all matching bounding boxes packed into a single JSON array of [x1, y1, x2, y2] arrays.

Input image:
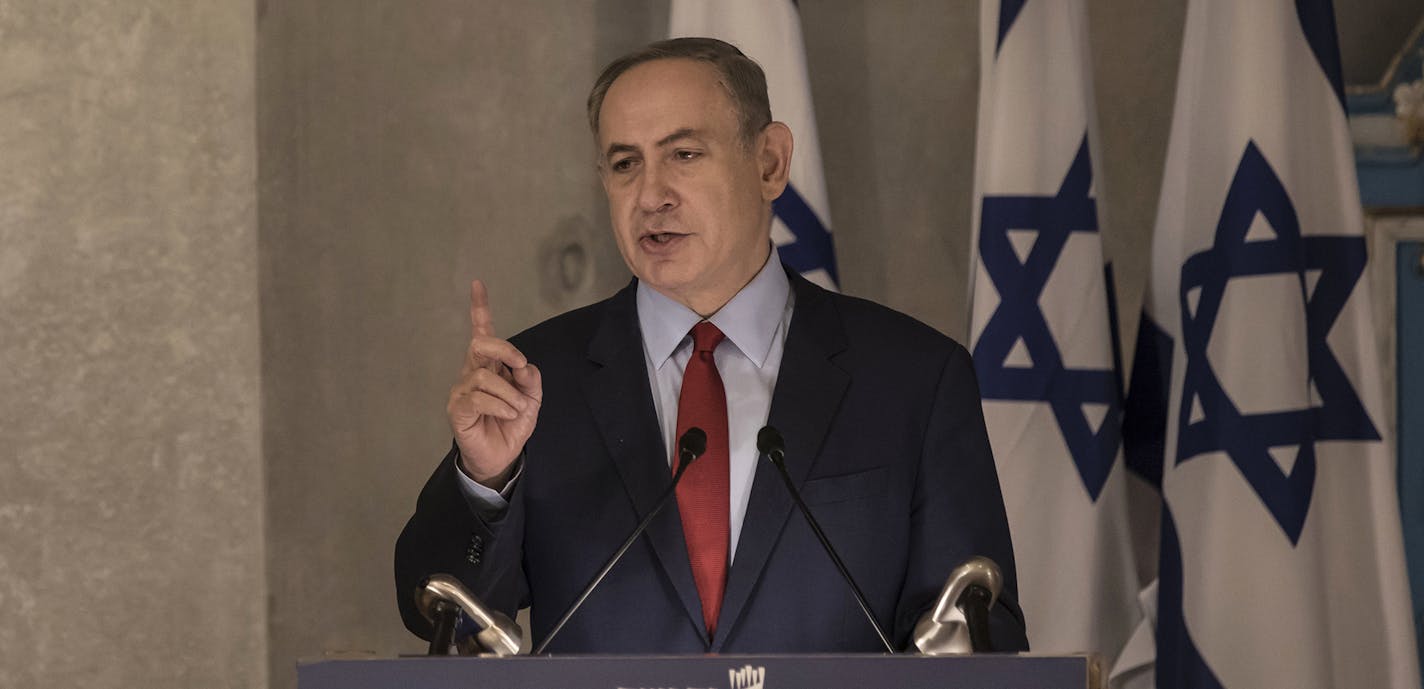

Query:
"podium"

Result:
[[298, 653, 1101, 689]]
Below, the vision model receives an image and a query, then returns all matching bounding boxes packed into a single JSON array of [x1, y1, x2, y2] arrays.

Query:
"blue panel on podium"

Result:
[[298, 654, 1095, 689]]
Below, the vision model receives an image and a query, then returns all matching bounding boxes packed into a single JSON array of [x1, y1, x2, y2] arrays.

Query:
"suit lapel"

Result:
[[581, 281, 709, 645], [712, 272, 849, 650]]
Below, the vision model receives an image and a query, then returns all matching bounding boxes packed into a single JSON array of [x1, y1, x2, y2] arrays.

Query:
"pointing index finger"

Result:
[[470, 279, 496, 339]]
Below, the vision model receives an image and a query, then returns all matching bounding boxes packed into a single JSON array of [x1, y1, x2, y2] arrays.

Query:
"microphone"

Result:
[[415, 573, 524, 656], [911, 555, 1003, 654], [533, 427, 708, 655], [755, 426, 896, 653]]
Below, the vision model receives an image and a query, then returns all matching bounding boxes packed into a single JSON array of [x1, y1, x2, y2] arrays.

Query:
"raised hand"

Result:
[[446, 280, 542, 489]]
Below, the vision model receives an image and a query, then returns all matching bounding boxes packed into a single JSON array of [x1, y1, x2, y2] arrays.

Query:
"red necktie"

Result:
[[674, 321, 730, 637]]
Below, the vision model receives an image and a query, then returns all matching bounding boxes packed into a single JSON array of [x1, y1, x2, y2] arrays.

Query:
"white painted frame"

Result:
[[1367, 209, 1424, 445]]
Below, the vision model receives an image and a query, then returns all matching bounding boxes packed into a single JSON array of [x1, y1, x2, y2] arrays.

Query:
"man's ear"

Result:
[[757, 122, 793, 202]]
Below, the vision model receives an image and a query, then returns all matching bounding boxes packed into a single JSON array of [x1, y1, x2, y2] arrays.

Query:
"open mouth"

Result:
[[642, 232, 686, 245]]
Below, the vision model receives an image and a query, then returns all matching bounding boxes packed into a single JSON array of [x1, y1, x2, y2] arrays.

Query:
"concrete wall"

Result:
[[256, 2, 662, 686], [1338, 0, 1423, 85], [0, 2, 264, 688]]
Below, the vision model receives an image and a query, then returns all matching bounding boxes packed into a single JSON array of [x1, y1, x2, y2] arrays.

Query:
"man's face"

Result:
[[596, 58, 786, 315]]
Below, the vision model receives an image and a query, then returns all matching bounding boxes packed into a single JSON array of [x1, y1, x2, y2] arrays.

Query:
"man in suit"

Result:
[[395, 37, 1029, 653]]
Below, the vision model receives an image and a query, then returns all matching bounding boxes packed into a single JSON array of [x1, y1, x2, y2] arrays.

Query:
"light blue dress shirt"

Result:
[[458, 252, 794, 563]]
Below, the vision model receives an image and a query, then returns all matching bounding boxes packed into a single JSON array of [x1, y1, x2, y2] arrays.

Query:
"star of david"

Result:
[[774, 183, 840, 286], [973, 135, 1122, 502], [1176, 140, 1379, 545]]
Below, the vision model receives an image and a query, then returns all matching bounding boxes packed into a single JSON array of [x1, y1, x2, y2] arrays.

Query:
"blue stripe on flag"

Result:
[[1157, 506, 1228, 689], [1123, 312, 1172, 490], [1294, 0, 1346, 111], [996, 0, 1029, 56], [1105, 262, 1126, 403], [773, 183, 839, 285]]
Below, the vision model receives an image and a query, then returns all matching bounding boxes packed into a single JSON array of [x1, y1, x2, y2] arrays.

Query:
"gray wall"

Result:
[[1, 1, 1417, 688], [0, 1, 264, 688], [256, 3, 639, 685], [1338, 0, 1423, 85]]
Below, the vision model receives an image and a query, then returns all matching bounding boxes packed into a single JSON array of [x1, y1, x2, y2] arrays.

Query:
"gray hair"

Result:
[[586, 37, 772, 144]]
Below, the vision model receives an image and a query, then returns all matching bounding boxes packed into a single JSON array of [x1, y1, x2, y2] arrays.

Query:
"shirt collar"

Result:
[[637, 251, 791, 371]]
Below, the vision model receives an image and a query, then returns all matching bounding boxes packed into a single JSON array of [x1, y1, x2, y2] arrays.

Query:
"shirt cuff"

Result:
[[454, 452, 523, 519]]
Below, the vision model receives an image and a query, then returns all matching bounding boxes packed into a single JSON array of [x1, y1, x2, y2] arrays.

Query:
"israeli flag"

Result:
[[966, 0, 1141, 662], [1119, 1, 1421, 687], [670, 0, 838, 289]]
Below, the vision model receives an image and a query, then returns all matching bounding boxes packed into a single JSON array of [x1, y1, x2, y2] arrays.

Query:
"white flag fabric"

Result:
[[669, 0, 838, 289], [1121, 1, 1421, 687], [967, 0, 1141, 662]]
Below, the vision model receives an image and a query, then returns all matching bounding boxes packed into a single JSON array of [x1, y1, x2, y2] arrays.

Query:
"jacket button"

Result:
[[466, 534, 484, 565]]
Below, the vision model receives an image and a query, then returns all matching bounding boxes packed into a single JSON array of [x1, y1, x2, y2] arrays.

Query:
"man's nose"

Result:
[[636, 160, 676, 213]]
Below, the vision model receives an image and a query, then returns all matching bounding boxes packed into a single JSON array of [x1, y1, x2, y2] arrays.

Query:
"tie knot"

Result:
[[689, 321, 725, 354]]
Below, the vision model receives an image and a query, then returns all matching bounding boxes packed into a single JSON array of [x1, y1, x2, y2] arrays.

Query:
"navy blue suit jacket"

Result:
[[395, 268, 1029, 653]]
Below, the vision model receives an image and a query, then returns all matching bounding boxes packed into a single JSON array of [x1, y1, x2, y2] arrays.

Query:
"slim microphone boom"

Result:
[[755, 426, 896, 653], [533, 427, 708, 655]]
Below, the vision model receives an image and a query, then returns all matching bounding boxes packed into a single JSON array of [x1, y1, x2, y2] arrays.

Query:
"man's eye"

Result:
[[610, 158, 637, 172], [675, 150, 701, 161]]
